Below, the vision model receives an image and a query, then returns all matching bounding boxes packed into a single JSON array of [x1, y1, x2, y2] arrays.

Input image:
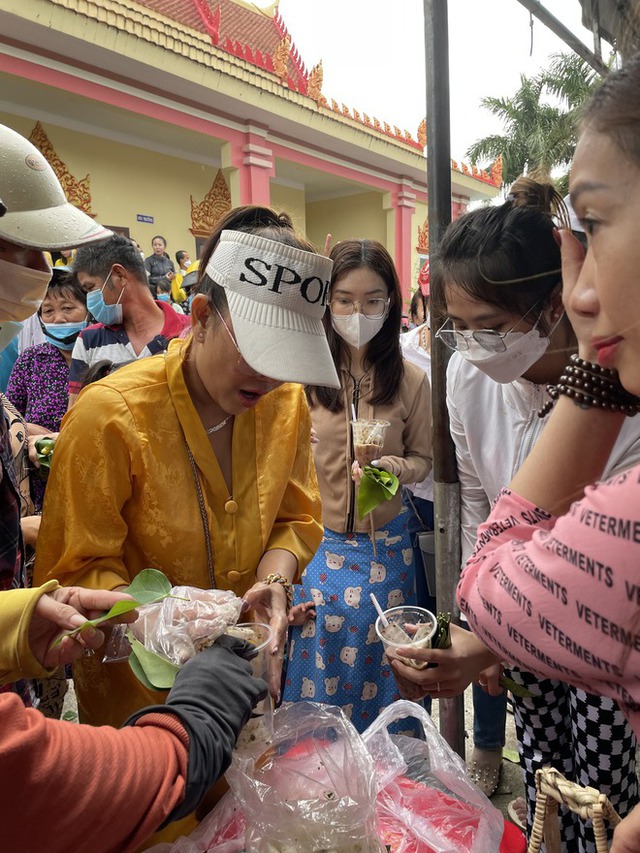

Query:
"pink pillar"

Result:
[[451, 194, 470, 221], [229, 126, 275, 206], [393, 181, 416, 307]]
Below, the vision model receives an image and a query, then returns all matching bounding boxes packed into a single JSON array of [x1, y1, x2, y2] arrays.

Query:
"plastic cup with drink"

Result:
[[374, 605, 437, 671]]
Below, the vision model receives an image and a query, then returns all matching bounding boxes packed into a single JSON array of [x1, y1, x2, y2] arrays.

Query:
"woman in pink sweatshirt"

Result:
[[390, 53, 640, 853]]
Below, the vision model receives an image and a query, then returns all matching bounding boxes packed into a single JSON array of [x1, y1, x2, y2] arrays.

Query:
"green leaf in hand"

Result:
[[35, 437, 56, 482], [128, 635, 179, 690], [356, 466, 399, 519], [122, 568, 171, 604], [49, 568, 173, 649]]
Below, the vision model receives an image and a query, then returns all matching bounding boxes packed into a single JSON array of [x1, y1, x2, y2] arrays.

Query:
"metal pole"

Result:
[[424, 0, 465, 758], [516, 0, 608, 75]]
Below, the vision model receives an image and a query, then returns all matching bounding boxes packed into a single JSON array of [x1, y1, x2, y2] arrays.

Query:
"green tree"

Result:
[[467, 53, 602, 190]]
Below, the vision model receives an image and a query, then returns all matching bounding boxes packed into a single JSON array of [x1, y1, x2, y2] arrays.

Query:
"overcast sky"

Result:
[[275, 0, 601, 163]]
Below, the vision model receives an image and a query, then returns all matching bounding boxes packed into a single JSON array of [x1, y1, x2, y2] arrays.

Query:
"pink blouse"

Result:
[[457, 464, 640, 736]]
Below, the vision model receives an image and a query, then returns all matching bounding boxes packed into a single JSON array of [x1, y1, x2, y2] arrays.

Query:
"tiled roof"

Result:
[[134, 0, 308, 88]]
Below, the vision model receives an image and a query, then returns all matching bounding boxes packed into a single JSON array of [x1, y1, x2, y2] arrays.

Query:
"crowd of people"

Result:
[[2, 51, 640, 853]]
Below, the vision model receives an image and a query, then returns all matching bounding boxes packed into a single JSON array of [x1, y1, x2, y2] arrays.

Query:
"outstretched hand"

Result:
[[29, 586, 138, 669], [389, 624, 500, 700], [242, 580, 289, 701]]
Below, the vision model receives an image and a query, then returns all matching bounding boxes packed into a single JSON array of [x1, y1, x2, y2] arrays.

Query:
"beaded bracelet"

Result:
[[263, 572, 294, 610], [538, 354, 640, 418]]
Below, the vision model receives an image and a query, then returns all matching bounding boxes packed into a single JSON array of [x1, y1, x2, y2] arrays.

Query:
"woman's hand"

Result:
[[20, 515, 41, 549], [242, 580, 289, 701], [28, 432, 58, 468], [29, 587, 138, 669], [612, 803, 640, 852], [389, 624, 500, 700], [351, 460, 363, 487]]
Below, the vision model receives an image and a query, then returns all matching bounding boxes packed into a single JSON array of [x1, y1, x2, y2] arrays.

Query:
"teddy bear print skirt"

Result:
[[282, 509, 420, 735]]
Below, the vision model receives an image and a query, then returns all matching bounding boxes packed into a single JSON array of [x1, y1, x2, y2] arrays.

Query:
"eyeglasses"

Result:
[[329, 298, 390, 319], [212, 305, 258, 376], [435, 303, 543, 354]]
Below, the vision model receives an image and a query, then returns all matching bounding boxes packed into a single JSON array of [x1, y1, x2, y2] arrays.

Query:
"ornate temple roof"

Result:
[[133, 0, 309, 92]]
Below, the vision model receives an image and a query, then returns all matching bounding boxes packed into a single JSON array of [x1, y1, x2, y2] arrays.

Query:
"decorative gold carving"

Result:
[[273, 34, 291, 82], [490, 154, 504, 187], [331, 98, 340, 112], [28, 121, 95, 217], [308, 61, 327, 107], [461, 162, 470, 175], [451, 159, 459, 171], [363, 113, 372, 127], [353, 109, 361, 123], [189, 170, 231, 239], [418, 119, 427, 149], [341, 103, 351, 117], [417, 216, 429, 253]]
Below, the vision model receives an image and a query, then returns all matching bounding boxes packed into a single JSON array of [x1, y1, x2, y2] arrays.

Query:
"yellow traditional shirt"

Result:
[[34, 338, 322, 729]]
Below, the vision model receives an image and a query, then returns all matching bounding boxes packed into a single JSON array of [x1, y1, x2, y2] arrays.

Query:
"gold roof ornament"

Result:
[[190, 169, 231, 239], [273, 33, 290, 82], [417, 216, 430, 253], [308, 60, 327, 107], [417, 119, 427, 150], [490, 155, 504, 188], [28, 121, 95, 217]]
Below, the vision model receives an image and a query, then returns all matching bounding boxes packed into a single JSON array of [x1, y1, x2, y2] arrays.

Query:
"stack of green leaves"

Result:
[[35, 436, 56, 481], [356, 466, 399, 520]]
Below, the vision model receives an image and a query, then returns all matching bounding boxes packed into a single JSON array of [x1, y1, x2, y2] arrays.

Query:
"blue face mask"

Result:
[[42, 319, 87, 351], [157, 293, 171, 303], [86, 271, 125, 325]]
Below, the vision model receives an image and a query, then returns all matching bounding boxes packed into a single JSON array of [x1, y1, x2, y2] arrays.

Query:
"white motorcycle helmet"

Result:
[[0, 123, 111, 250]]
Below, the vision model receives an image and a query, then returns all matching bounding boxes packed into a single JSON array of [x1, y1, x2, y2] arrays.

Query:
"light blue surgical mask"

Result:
[[86, 271, 125, 325], [157, 293, 171, 303], [42, 319, 87, 350]]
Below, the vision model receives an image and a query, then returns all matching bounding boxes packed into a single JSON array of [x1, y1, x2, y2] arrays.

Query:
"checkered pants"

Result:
[[508, 669, 638, 853]]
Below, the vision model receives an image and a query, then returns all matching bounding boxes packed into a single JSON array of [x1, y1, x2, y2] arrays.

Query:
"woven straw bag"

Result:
[[527, 767, 621, 853]]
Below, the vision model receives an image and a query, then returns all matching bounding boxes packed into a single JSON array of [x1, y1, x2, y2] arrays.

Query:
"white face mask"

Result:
[[458, 311, 560, 383], [331, 312, 386, 349], [0, 258, 52, 322]]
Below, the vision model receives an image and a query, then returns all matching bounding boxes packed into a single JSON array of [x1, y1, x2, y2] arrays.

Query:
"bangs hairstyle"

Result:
[[580, 52, 640, 169], [311, 239, 404, 412], [194, 205, 318, 318], [39, 271, 87, 312], [433, 178, 564, 332]]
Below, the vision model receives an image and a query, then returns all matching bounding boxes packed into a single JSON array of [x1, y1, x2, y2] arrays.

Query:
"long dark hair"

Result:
[[433, 177, 570, 337], [311, 239, 404, 411], [195, 205, 317, 319]]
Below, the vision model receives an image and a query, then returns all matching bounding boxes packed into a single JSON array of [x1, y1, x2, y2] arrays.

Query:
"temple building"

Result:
[[0, 0, 501, 301]]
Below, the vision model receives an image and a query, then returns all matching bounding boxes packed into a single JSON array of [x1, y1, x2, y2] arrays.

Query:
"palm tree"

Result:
[[467, 53, 603, 189]]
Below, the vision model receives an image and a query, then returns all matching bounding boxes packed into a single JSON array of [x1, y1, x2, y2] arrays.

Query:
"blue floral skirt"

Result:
[[283, 509, 419, 734]]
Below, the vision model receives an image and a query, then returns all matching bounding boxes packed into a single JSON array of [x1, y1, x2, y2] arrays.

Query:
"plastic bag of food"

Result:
[[130, 586, 243, 666], [363, 700, 506, 852], [226, 701, 383, 852]]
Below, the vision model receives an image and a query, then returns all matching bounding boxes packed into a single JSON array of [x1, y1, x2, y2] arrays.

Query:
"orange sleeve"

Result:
[[0, 694, 188, 853]]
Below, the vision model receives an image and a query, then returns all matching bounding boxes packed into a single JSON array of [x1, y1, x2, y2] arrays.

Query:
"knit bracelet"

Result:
[[538, 354, 640, 418], [263, 572, 294, 610]]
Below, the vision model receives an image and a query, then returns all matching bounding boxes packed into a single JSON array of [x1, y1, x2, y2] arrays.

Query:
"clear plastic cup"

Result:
[[225, 621, 274, 753], [351, 418, 390, 468], [374, 605, 437, 670]]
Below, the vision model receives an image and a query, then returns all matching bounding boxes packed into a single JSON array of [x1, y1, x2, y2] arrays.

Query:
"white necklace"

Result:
[[205, 415, 232, 434]]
